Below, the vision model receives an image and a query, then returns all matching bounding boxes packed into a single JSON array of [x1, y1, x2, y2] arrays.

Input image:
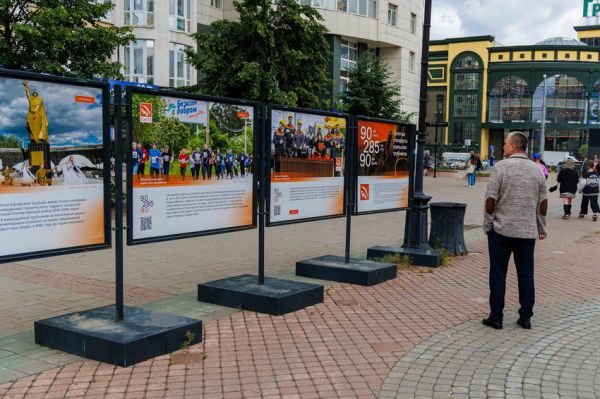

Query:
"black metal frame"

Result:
[[265, 104, 349, 227], [352, 115, 415, 216], [0, 69, 112, 263], [125, 87, 258, 246]]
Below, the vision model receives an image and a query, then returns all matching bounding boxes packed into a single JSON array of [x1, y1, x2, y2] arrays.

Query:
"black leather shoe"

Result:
[[482, 317, 503, 329], [517, 317, 531, 329]]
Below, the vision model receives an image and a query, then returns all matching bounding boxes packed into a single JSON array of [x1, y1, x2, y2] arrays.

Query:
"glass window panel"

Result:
[[359, 0, 367, 15], [368, 0, 376, 17], [337, 0, 347, 11], [134, 48, 143, 74], [134, 0, 142, 11], [177, 0, 184, 16], [348, 0, 357, 13]]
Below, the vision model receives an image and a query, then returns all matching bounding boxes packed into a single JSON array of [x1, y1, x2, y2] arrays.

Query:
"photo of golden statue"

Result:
[[23, 80, 49, 143]]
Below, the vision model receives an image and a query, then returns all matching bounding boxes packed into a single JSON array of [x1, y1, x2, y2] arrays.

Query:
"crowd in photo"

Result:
[[131, 142, 252, 182], [272, 115, 345, 161]]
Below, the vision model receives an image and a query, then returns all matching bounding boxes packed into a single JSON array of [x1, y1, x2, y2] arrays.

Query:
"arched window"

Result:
[[450, 52, 483, 145], [532, 74, 586, 124], [588, 78, 600, 124], [488, 75, 531, 123]]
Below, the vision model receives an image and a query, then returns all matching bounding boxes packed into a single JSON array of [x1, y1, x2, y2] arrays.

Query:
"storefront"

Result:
[[427, 27, 600, 160]]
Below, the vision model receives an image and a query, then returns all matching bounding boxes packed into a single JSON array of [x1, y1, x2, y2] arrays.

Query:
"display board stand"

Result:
[[366, 0, 440, 268], [35, 86, 203, 367], [295, 118, 397, 286], [198, 105, 324, 316]]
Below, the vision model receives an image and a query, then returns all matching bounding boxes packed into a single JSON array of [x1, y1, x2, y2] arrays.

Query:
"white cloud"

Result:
[[431, 0, 586, 45]]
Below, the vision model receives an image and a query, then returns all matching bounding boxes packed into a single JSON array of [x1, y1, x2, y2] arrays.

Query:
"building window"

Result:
[[520, 53, 525, 59], [533, 74, 586, 125], [169, 43, 191, 88], [211, 0, 222, 8], [409, 51, 415, 72], [542, 53, 547, 58], [565, 53, 570, 59], [169, 0, 191, 31], [410, 13, 417, 34], [589, 54, 593, 60], [123, 40, 154, 84], [124, 0, 154, 26], [450, 52, 483, 146], [340, 40, 358, 92], [387, 4, 397, 26], [454, 73, 480, 91], [311, 0, 375, 17], [488, 75, 531, 123]]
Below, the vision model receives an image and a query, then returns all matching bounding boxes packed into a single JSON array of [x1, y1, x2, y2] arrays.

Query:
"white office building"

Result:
[[99, 0, 423, 114]]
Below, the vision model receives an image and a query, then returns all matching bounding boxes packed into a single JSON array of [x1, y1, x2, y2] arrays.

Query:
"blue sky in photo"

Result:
[[0, 76, 103, 148]]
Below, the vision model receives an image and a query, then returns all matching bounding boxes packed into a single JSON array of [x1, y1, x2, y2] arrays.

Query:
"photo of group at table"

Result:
[[270, 110, 346, 161], [130, 141, 251, 182]]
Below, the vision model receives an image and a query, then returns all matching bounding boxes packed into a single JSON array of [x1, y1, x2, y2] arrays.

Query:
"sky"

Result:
[[0, 76, 103, 148], [431, 0, 590, 45]]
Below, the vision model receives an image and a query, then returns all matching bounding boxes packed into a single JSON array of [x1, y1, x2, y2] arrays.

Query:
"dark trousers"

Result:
[[580, 195, 600, 215], [194, 165, 201, 179], [487, 229, 536, 321]]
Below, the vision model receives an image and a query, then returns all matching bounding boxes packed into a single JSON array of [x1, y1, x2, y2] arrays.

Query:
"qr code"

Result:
[[141, 216, 152, 231], [274, 205, 281, 216]]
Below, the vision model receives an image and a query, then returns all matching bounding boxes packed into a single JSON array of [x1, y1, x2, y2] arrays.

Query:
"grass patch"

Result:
[[433, 247, 452, 267], [374, 254, 434, 273]]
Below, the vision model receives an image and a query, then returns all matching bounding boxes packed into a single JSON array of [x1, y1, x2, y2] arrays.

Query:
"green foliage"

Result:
[[131, 94, 167, 144], [0, 0, 133, 78], [339, 52, 414, 122], [180, 330, 196, 351], [0, 134, 21, 148], [186, 0, 331, 109], [147, 116, 193, 153], [579, 144, 589, 157]]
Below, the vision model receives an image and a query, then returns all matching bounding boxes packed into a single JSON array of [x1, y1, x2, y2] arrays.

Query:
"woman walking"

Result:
[[579, 160, 600, 221], [556, 159, 578, 219]]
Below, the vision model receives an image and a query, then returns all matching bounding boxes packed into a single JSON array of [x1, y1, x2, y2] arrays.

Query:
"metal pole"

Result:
[[244, 117, 248, 155], [540, 74, 548, 155], [433, 110, 440, 178], [114, 85, 124, 322], [344, 118, 355, 263], [258, 105, 266, 285], [402, 0, 432, 250]]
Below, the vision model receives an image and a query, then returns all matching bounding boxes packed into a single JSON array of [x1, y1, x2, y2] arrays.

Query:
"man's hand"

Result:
[[539, 233, 547, 240]]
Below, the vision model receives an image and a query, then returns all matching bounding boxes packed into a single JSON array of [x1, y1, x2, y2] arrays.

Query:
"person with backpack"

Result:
[[579, 160, 600, 221], [533, 153, 548, 179]]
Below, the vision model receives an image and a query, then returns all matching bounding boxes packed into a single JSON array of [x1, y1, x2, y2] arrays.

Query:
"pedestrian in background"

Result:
[[466, 155, 476, 188], [555, 159, 578, 220], [579, 160, 600, 221], [483, 131, 547, 330], [533, 153, 548, 180]]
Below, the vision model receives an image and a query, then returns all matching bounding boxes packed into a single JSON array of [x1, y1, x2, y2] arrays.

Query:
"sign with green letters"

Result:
[[584, 0, 600, 18]]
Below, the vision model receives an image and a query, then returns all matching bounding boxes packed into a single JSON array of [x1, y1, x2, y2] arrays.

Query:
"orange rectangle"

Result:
[[289, 209, 299, 215], [75, 95, 96, 104]]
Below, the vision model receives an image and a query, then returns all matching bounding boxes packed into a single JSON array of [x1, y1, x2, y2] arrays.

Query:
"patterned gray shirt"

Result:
[[483, 153, 548, 239]]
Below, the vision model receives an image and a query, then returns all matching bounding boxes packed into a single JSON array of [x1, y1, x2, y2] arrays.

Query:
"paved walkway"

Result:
[[1, 174, 600, 398]]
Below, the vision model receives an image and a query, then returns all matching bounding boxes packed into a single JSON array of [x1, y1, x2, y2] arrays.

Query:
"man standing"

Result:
[[483, 132, 547, 330], [201, 145, 212, 180]]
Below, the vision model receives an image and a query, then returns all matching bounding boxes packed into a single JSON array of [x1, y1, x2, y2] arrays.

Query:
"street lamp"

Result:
[[540, 74, 548, 155], [399, 0, 440, 266]]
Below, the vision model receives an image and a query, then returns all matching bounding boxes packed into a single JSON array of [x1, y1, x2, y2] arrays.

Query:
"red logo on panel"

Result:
[[140, 102, 153, 123], [360, 184, 369, 200]]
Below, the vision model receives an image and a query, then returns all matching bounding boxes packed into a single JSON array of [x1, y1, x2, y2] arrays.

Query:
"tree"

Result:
[[147, 116, 193, 153], [339, 52, 414, 122], [186, 0, 331, 109], [130, 94, 167, 144], [0, 1, 133, 78]]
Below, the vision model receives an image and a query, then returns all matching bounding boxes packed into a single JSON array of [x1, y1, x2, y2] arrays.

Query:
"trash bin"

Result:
[[428, 202, 468, 256]]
